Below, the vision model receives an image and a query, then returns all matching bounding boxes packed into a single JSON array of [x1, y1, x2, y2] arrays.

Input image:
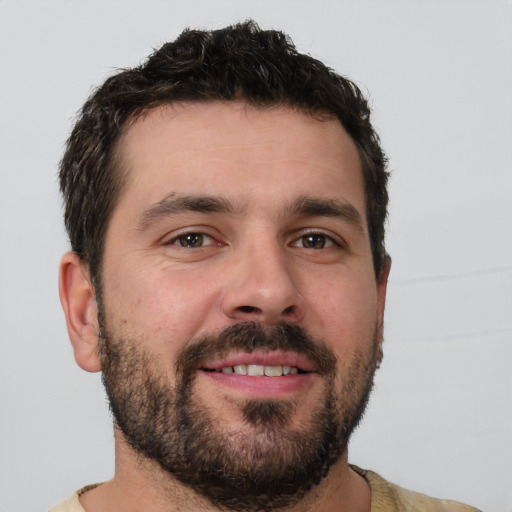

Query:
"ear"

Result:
[[59, 252, 102, 373], [376, 256, 392, 343]]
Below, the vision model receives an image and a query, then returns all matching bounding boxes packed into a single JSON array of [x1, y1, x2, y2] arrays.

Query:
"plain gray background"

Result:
[[0, 1, 511, 511]]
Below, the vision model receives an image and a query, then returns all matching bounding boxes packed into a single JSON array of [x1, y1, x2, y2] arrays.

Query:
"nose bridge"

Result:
[[222, 232, 305, 324]]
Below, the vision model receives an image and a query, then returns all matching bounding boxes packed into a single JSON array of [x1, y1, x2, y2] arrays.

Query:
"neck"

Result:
[[79, 431, 371, 512]]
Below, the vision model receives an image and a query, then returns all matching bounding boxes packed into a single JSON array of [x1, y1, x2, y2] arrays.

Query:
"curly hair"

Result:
[[60, 20, 389, 289]]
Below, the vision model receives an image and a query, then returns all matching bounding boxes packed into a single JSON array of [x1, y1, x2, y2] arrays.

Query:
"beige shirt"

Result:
[[48, 467, 482, 512]]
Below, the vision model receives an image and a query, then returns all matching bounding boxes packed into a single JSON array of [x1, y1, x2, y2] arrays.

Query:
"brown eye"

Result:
[[296, 233, 334, 249], [303, 234, 325, 249], [172, 233, 212, 248]]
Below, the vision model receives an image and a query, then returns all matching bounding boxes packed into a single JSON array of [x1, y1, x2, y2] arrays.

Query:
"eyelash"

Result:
[[291, 232, 339, 249], [165, 232, 216, 248], [164, 230, 343, 250]]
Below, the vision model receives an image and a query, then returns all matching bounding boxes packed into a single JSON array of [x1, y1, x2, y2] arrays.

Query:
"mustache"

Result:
[[175, 322, 337, 383]]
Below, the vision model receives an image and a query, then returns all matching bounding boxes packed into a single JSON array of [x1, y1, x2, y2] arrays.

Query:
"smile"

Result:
[[196, 351, 319, 398], [199, 350, 317, 377], [205, 364, 301, 376]]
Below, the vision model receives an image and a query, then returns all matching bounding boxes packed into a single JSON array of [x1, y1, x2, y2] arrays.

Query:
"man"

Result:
[[52, 21, 480, 512]]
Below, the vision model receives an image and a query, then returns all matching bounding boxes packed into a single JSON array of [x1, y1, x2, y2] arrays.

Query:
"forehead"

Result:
[[114, 101, 365, 220]]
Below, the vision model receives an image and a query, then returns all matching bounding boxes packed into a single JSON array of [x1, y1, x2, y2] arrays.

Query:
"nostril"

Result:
[[283, 305, 295, 315], [238, 305, 261, 314]]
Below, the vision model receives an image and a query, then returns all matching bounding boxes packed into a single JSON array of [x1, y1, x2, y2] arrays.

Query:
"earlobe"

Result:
[[59, 252, 102, 373]]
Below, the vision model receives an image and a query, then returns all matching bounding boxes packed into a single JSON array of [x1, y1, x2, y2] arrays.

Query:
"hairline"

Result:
[[89, 98, 382, 295]]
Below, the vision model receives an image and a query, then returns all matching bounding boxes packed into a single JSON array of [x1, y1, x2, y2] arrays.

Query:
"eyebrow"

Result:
[[138, 193, 237, 230], [138, 193, 364, 232], [289, 196, 364, 232]]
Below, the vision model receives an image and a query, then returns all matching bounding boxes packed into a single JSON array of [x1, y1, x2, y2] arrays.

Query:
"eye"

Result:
[[292, 233, 335, 249], [168, 232, 215, 248]]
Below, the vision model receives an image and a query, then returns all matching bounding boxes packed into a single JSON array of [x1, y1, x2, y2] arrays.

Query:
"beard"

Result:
[[99, 322, 379, 511]]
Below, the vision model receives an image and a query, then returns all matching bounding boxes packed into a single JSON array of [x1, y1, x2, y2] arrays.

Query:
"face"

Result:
[[98, 102, 388, 510]]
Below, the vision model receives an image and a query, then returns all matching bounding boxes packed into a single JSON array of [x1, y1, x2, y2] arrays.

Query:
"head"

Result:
[[60, 20, 388, 293], [59, 21, 390, 511]]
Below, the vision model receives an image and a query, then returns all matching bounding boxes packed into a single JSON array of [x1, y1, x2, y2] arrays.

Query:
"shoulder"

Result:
[[350, 465, 482, 512], [48, 484, 100, 512], [48, 493, 83, 512]]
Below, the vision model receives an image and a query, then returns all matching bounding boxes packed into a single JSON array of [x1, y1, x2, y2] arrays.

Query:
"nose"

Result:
[[221, 241, 306, 325]]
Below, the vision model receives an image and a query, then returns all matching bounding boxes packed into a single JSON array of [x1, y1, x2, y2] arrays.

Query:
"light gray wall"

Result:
[[0, 1, 510, 511]]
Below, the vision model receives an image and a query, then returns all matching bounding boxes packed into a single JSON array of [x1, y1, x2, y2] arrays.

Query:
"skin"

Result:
[[59, 102, 390, 512]]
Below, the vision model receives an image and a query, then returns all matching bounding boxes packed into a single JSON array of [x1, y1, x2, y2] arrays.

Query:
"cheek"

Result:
[[101, 260, 222, 351], [305, 271, 379, 358]]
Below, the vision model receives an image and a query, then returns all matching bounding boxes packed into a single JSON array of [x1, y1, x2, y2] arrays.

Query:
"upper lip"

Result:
[[200, 350, 317, 373]]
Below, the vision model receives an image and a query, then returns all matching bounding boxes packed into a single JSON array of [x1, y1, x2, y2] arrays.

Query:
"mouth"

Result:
[[197, 351, 318, 398], [200, 350, 316, 375], [203, 364, 303, 377]]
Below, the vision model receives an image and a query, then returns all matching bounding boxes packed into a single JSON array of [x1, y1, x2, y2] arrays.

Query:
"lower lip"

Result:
[[199, 370, 316, 398]]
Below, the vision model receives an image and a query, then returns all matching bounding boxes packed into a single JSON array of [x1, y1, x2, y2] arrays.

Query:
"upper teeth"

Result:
[[220, 365, 298, 376]]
